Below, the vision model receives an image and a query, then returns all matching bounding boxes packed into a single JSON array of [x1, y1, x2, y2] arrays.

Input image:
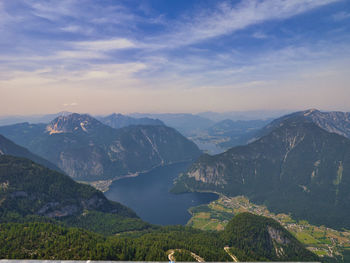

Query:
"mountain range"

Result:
[[174, 109, 350, 229], [1, 108, 350, 261], [0, 113, 201, 181], [130, 113, 215, 136], [98, 113, 164, 129]]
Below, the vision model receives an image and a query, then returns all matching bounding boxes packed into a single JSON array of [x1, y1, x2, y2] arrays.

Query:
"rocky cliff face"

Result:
[[257, 109, 350, 140], [46, 113, 105, 134], [303, 109, 350, 138], [177, 117, 350, 229]]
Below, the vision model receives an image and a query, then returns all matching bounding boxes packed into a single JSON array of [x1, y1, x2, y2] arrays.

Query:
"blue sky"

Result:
[[0, 0, 350, 115]]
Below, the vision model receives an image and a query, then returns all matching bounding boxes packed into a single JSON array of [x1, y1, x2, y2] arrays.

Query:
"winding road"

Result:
[[224, 246, 239, 262], [167, 249, 205, 262]]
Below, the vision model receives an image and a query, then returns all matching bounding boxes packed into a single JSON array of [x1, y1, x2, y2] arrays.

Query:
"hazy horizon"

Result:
[[1, 0, 350, 115], [0, 108, 295, 117]]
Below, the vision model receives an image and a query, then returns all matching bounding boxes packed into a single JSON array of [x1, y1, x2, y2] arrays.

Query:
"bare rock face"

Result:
[[187, 161, 227, 185], [34, 194, 108, 218], [258, 109, 350, 140], [304, 109, 350, 138], [45, 205, 79, 218], [268, 226, 290, 245], [46, 113, 103, 134]]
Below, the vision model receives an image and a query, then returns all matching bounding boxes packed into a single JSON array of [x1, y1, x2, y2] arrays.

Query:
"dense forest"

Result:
[[0, 213, 319, 261]]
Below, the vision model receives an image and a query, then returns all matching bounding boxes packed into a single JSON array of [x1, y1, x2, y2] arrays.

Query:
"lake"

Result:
[[105, 162, 218, 226]]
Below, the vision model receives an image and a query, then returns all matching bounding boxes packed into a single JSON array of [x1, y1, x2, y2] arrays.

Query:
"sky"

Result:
[[0, 0, 350, 115]]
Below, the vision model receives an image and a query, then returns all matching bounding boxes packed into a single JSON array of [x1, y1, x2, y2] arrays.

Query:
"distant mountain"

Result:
[[207, 119, 272, 148], [46, 113, 107, 135], [174, 116, 350, 229], [0, 113, 201, 181], [130, 113, 214, 136], [256, 108, 350, 140], [98, 113, 164, 129], [198, 110, 293, 122], [0, 155, 150, 235], [0, 134, 60, 172]]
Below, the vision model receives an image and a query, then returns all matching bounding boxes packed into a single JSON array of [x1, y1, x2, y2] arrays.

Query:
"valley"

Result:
[[2, 0, 350, 260], [187, 195, 350, 261], [1, 108, 350, 261]]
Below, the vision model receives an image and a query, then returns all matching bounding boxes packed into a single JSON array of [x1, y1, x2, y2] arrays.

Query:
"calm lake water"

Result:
[[105, 162, 218, 226]]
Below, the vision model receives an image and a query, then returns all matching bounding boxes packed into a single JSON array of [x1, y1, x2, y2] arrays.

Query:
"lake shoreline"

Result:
[[79, 159, 197, 192], [104, 162, 219, 226]]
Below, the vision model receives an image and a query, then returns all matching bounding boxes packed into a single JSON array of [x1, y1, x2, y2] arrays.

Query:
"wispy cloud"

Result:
[[0, 0, 349, 114], [63, 102, 78, 107], [151, 0, 341, 48], [27, 0, 81, 21], [74, 38, 136, 51]]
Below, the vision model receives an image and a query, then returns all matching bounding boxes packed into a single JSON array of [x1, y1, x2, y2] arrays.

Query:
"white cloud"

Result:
[[54, 50, 105, 60], [74, 38, 136, 51], [63, 102, 78, 107]]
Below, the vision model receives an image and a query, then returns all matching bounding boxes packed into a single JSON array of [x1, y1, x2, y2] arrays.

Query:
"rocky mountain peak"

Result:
[[46, 113, 102, 135], [302, 108, 320, 116], [256, 109, 350, 141]]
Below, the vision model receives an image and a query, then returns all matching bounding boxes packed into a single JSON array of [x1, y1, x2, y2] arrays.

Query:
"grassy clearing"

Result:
[[314, 250, 328, 256], [296, 232, 320, 245]]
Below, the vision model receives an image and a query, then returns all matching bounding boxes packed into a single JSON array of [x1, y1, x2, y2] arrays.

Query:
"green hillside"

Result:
[[174, 117, 350, 229], [0, 134, 60, 172], [0, 155, 150, 235]]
